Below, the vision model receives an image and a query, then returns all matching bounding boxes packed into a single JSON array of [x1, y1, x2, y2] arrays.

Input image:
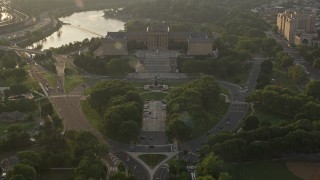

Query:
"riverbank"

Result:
[[17, 20, 63, 48], [3, 3, 118, 49]]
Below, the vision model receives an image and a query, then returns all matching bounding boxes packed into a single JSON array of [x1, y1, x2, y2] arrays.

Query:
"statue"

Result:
[[153, 75, 158, 86]]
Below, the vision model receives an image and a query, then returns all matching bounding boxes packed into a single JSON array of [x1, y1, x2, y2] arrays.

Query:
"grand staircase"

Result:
[[143, 57, 172, 73]]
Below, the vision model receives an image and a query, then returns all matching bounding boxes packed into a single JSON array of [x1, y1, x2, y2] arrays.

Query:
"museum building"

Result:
[[96, 25, 213, 56]]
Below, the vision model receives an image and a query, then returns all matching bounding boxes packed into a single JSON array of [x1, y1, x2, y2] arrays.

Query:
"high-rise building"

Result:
[[277, 10, 318, 47]]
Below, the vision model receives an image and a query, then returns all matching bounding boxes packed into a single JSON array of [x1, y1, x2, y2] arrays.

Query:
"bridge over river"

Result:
[[0, 45, 45, 54]]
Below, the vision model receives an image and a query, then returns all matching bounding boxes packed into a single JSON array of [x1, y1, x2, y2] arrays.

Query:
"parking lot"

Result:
[[142, 100, 166, 131], [140, 100, 168, 145]]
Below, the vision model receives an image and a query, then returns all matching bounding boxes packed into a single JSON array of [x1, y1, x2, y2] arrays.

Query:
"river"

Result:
[[30, 10, 125, 50]]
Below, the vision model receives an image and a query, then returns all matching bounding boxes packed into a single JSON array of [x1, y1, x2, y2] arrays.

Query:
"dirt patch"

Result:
[[286, 162, 320, 180]]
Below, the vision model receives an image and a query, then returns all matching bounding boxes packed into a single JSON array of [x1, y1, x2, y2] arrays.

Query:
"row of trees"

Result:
[[166, 76, 221, 141], [2, 102, 109, 179], [0, 51, 21, 69], [0, 50, 27, 86], [74, 54, 135, 75], [297, 45, 320, 69], [275, 51, 310, 86], [89, 80, 143, 142], [178, 48, 251, 83], [203, 118, 320, 163], [6, 129, 108, 179], [248, 85, 320, 119]]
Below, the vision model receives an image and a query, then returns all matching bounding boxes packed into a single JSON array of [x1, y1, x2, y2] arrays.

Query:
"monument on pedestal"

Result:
[[144, 75, 169, 91]]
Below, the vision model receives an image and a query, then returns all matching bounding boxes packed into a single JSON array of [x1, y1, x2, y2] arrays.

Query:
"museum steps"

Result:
[[143, 57, 171, 73]]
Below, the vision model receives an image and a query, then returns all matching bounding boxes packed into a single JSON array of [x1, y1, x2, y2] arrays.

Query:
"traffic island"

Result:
[[138, 154, 167, 169]]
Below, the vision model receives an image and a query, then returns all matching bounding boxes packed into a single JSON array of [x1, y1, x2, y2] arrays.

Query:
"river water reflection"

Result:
[[31, 10, 125, 50]]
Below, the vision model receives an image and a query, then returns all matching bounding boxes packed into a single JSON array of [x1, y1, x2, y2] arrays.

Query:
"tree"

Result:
[[6, 163, 36, 180], [280, 55, 294, 69], [213, 138, 247, 162], [242, 116, 260, 131], [17, 151, 41, 169], [74, 156, 106, 180], [260, 60, 273, 74], [186, 75, 221, 108], [304, 80, 320, 100], [312, 58, 320, 70], [167, 117, 193, 141], [288, 65, 309, 85], [4, 84, 29, 98], [106, 58, 134, 75], [41, 103, 54, 116], [196, 153, 225, 178], [119, 120, 140, 142], [218, 172, 232, 180]]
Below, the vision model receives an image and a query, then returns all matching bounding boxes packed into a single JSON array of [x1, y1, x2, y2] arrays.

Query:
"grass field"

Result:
[[0, 121, 36, 136], [252, 106, 292, 125], [64, 75, 84, 93], [138, 154, 167, 169], [229, 161, 301, 180]]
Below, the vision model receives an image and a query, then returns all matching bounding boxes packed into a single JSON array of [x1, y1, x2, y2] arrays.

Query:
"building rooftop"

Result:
[[188, 32, 212, 43], [147, 25, 169, 33]]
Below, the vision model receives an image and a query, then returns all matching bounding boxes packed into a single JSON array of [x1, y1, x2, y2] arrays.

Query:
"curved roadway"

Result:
[[153, 57, 265, 180]]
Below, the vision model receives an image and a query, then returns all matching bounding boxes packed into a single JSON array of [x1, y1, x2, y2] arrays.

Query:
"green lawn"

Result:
[[194, 96, 229, 137], [0, 121, 36, 136], [229, 161, 301, 180], [64, 75, 85, 93], [138, 154, 167, 169], [272, 68, 300, 93], [253, 106, 292, 125], [140, 92, 168, 101], [80, 100, 105, 133]]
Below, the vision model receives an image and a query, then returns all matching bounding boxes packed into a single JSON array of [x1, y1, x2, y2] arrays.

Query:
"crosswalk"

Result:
[[229, 102, 249, 112], [109, 154, 120, 166]]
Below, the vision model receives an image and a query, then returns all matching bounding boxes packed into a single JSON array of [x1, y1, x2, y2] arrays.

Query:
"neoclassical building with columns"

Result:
[[96, 25, 213, 56]]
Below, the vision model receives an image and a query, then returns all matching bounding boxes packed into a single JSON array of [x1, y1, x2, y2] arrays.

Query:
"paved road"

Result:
[[154, 57, 264, 179], [15, 51, 149, 180], [114, 150, 150, 180], [266, 30, 320, 81]]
